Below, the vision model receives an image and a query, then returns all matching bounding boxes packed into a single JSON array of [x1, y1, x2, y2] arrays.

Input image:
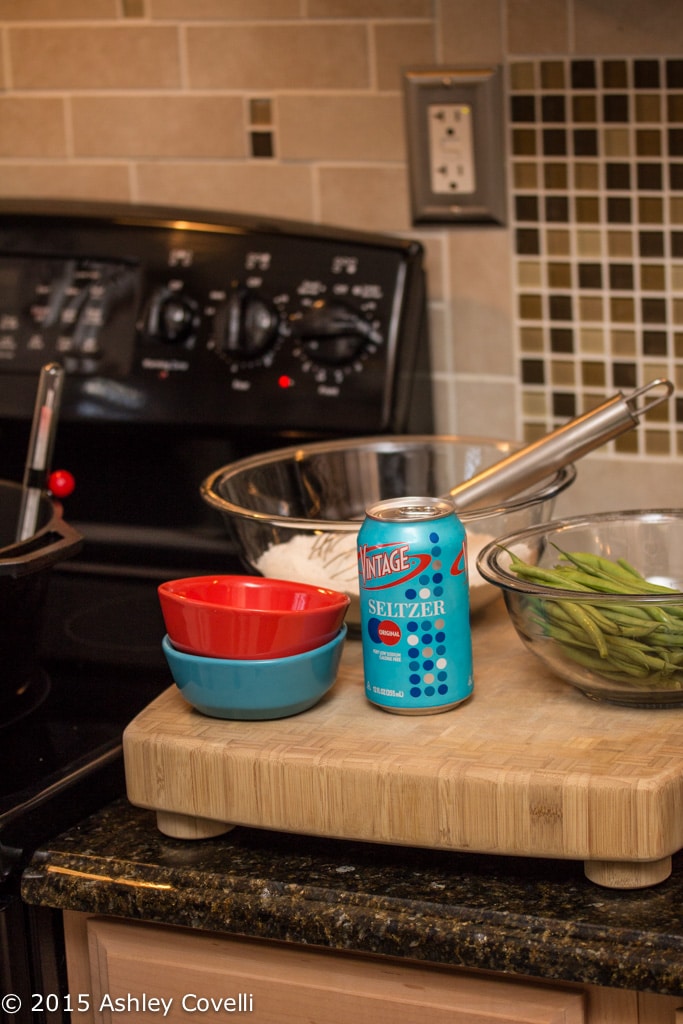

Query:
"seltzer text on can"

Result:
[[357, 496, 473, 714]]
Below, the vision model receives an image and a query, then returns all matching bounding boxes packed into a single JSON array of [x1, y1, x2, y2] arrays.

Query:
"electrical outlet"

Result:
[[404, 66, 506, 225], [428, 103, 476, 195]]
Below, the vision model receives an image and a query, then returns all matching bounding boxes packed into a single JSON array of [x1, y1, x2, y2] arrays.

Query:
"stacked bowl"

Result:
[[158, 575, 349, 719]]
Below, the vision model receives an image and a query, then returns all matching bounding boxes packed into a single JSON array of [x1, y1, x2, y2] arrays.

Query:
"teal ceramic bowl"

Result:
[[162, 624, 347, 720]]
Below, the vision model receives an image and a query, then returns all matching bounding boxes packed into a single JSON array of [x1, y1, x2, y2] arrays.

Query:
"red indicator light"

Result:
[[278, 375, 295, 389]]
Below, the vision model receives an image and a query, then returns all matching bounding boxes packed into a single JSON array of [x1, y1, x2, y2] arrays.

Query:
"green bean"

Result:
[[646, 627, 683, 646], [540, 544, 681, 597], [551, 546, 676, 594], [596, 604, 660, 629], [552, 547, 643, 585], [616, 557, 649, 579], [606, 637, 668, 671], [642, 605, 682, 625], [557, 600, 609, 656], [579, 603, 622, 635], [508, 561, 593, 590], [540, 622, 594, 649]]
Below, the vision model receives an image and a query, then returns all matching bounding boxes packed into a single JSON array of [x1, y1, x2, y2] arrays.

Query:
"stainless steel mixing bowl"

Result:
[[201, 435, 576, 625]]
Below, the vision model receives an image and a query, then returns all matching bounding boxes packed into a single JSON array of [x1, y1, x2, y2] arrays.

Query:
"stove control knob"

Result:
[[289, 301, 380, 366], [144, 286, 200, 345], [214, 290, 280, 361]]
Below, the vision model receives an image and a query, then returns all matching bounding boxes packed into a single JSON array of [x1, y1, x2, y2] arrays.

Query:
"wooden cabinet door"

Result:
[[64, 912, 585, 1024]]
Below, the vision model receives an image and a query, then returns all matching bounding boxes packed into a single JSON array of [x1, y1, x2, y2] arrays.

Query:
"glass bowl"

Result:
[[201, 435, 576, 628], [477, 510, 683, 707]]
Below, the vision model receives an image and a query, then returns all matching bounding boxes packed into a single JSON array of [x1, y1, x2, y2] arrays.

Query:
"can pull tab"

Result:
[[447, 378, 675, 511]]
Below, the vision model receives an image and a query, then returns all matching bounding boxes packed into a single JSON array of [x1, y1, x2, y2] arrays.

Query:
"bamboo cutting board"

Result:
[[123, 601, 683, 889]]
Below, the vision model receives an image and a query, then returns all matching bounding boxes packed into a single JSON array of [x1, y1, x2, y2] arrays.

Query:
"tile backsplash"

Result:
[[1, 0, 683, 512], [510, 56, 683, 462]]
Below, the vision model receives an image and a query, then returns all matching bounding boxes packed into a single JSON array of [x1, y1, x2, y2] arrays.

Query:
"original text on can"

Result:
[[357, 496, 473, 714]]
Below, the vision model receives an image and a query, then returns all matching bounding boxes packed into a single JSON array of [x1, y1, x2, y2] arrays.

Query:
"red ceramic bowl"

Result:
[[158, 574, 350, 660]]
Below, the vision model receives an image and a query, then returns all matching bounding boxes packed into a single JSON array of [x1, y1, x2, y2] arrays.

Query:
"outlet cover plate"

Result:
[[404, 65, 506, 226]]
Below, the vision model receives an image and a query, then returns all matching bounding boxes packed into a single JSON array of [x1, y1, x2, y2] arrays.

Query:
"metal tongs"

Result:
[[15, 362, 65, 542], [446, 378, 674, 511]]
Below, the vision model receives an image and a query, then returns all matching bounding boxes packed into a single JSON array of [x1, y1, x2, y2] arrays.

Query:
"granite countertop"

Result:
[[22, 797, 683, 996]]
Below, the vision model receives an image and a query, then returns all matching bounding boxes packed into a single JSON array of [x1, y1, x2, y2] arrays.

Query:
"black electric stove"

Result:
[[0, 199, 432, 1022]]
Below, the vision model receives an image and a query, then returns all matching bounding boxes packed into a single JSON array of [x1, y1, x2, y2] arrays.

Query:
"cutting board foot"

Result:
[[156, 810, 234, 840], [584, 855, 671, 889]]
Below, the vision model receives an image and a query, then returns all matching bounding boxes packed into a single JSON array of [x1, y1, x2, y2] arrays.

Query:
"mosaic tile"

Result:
[[581, 361, 606, 387], [645, 430, 671, 455], [574, 162, 599, 189], [518, 260, 543, 287], [636, 95, 661, 121], [250, 132, 273, 157], [615, 432, 638, 454], [546, 162, 568, 188], [611, 330, 636, 356], [510, 56, 683, 456], [510, 62, 535, 90], [608, 231, 632, 256], [580, 328, 606, 353], [522, 390, 547, 416], [579, 296, 604, 321], [513, 163, 538, 188], [520, 326, 544, 351], [550, 360, 575, 386], [603, 60, 628, 89]]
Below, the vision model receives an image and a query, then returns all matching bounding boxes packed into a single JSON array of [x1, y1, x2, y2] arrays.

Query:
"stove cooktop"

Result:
[[0, 572, 171, 872], [0, 660, 166, 816]]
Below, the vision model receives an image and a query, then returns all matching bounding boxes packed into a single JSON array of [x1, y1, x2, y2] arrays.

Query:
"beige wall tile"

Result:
[[507, 0, 570, 55], [374, 22, 435, 91], [447, 228, 515, 377], [186, 24, 370, 90], [308, 0, 432, 15], [151, 0, 302, 16], [278, 96, 403, 161], [0, 0, 116, 16], [427, 304, 453, 377], [318, 166, 411, 232], [573, 0, 683, 55], [417, 232, 446, 303], [452, 378, 518, 438], [439, 0, 503, 64], [8, 27, 181, 89], [72, 96, 246, 158], [554, 454, 683, 517], [0, 163, 132, 201], [0, 98, 66, 157], [430, 376, 458, 434], [134, 162, 316, 221]]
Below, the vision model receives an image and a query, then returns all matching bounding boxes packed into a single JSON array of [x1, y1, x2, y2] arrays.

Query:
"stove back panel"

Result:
[[0, 200, 432, 550]]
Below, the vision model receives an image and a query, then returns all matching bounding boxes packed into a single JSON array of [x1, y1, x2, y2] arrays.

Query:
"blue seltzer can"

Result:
[[357, 496, 473, 715]]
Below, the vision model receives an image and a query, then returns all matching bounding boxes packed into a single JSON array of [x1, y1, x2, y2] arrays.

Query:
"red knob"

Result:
[[48, 469, 76, 499]]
